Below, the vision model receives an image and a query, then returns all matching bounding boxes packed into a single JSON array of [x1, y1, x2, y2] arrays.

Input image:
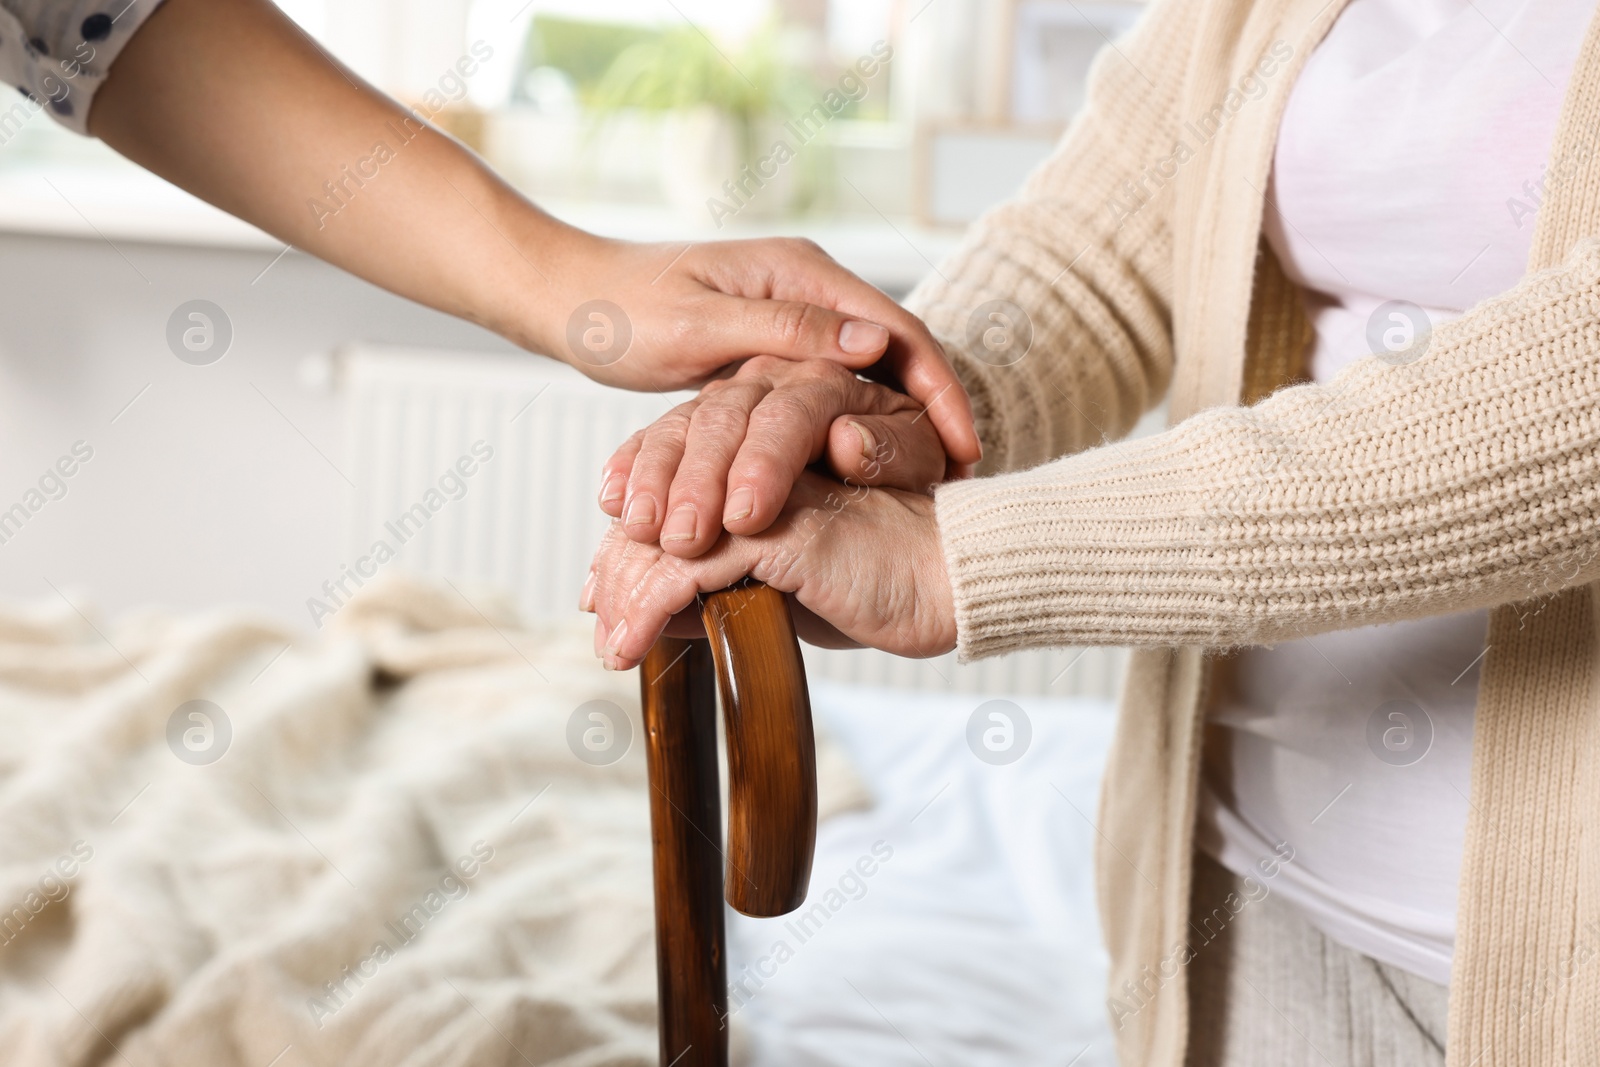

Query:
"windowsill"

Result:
[[0, 156, 966, 295]]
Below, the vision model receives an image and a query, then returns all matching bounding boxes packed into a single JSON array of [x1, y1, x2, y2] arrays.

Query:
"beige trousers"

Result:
[[1184, 852, 1449, 1067]]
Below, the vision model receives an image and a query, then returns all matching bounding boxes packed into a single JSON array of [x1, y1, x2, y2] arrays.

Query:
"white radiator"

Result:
[[339, 344, 1126, 700]]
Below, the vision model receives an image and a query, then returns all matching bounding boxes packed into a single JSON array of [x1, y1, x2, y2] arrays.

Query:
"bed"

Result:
[[729, 680, 1117, 1067], [0, 345, 1123, 1065], [0, 575, 1117, 1066]]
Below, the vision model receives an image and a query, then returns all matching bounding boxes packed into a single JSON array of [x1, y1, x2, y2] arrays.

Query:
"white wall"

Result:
[[0, 231, 517, 628]]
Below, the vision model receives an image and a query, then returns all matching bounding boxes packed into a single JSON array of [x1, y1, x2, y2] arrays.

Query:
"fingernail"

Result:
[[662, 505, 697, 543], [579, 569, 596, 612], [724, 486, 754, 523], [839, 320, 889, 355], [850, 420, 876, 461], [604, 620, 629, 656], [624, 495, 656, 528], [599, 474, 625, 507]]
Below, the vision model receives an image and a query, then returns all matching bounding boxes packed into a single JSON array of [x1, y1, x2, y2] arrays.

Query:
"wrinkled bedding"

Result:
[[0, 575, 867, 1067]]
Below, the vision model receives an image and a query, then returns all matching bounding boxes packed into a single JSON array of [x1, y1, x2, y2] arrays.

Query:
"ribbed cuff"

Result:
[[933, 429, 1228, 660]]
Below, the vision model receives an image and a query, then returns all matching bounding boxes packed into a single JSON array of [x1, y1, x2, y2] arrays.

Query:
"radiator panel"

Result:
[[341, 344, 1126, 699]]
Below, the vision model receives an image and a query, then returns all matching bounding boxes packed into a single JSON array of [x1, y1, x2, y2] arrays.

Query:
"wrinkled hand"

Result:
[[553, 238, 980, 467], [598, 355, 951, 557], [581, 472, 957, 671]]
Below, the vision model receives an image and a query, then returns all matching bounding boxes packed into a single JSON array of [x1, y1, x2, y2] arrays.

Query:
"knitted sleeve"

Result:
[[936, 239, 1600, 658], [904, 0, 1202, 473]]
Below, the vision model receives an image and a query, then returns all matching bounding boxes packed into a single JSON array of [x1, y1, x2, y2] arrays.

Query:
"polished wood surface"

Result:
[[640, 637, 726, 1067], [700, 582, 817, 918], [639, 582, 817, 1067]]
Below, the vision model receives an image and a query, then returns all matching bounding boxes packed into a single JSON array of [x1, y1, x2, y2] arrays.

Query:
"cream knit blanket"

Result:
[[0, 575, 866, 1067]]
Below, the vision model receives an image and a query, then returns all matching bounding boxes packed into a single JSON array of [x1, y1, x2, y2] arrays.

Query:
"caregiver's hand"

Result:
[[88, 0, 979, 464], [558, 239, 977, 433], [582, 472, 957, 671], [600, 355, 949, 557]]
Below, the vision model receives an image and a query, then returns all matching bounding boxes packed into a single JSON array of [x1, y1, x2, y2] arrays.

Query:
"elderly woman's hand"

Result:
[[598, 355, 954, 558], [582, 472, 957, 671]]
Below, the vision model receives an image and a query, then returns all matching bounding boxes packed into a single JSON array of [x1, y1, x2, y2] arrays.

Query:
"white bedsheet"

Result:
[[0, 571, 1121, 1065], [731, 681, 1119, 1067]]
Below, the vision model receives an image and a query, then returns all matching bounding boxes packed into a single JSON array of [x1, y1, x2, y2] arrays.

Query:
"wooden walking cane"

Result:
[[639, 582, 817, 1067]]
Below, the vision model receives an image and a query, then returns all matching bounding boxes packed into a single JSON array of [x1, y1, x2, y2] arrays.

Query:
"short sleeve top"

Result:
[[0, 1, 167, 134]]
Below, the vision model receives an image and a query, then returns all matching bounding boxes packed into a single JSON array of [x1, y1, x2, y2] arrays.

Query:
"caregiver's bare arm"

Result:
[[84, 0, 979, 461]]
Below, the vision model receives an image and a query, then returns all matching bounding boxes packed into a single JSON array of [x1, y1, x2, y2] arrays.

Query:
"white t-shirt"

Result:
[[0, 1, 166, 135], [1197, 0, 1593, 985]]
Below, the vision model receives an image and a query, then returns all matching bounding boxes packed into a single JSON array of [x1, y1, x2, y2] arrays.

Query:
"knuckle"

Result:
[[760, 387, 829, 436], [637, 407, 694, 459], [794, 357, 849, 386], [740, 353, 785, 379], [730, 447, 789, 491], [785, 236, 828, 261], [689, 402, 749, 446], [595, 524, 624, 558], [771, 300, 823, 348]]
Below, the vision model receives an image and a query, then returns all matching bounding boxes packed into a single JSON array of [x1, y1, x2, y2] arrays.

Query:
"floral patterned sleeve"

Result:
[[0, 0, 166, 134]]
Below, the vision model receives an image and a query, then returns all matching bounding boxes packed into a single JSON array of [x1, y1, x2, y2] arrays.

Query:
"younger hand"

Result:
[[552, 237, 981, 467], [600, 356, 950, 557], [583, 472, 958, 670]]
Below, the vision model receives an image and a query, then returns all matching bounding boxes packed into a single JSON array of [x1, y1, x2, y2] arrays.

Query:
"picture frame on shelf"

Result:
[[989, 0, 1146, 125], [912, 121, 1062, 228], [915, 0, 1144, 227]]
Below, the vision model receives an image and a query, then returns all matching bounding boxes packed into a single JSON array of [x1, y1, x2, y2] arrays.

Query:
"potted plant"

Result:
[[588, 25, 820, 225]]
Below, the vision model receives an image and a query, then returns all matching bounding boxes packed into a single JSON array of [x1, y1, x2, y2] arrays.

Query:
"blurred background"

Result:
[[0, 0, 1145, 692], [0, 4, 1155, 1062]]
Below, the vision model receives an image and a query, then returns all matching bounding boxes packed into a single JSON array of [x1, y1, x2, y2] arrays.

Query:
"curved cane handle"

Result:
[[700, 582, 817, 917]]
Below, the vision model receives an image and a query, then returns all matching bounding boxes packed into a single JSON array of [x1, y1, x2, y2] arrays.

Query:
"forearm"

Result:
[[937, 238, 1600, 658], [72, 0, 982, 451], [88, 0, 583, 357]]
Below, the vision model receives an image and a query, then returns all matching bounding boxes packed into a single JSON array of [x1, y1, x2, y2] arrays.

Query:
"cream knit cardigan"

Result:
[[910, 0, 1600, 1063]]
